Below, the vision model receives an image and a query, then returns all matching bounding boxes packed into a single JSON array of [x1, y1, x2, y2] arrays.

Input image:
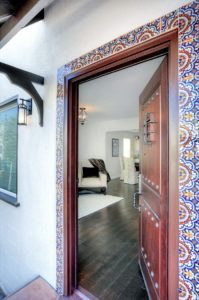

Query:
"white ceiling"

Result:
[[79, 56, 165, 121]]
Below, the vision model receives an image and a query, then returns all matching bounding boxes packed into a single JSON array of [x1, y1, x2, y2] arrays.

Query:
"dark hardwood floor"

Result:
[[78, 178, 149, 300]]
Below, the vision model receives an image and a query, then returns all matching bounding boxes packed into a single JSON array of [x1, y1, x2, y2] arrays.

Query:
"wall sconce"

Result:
[[79, 107, 87, 125], [18, 98, 32, 125]]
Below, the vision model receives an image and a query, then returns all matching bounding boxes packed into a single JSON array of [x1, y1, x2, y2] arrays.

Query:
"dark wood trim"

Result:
[[0, 0, 47, 48], [64, 30, 178, 299], [0, 62, 44, 126], [64, 78, 78, 295], [0, 62, 44, 85], [68, 30, 176, 84], [167, 32, 179, 300]]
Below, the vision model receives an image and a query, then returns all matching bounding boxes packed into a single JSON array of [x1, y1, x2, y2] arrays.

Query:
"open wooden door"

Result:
[[139, 57, 168, 300]]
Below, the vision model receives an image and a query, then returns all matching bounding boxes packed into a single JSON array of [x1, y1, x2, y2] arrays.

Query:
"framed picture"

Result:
[[112, 138, 119, 157]]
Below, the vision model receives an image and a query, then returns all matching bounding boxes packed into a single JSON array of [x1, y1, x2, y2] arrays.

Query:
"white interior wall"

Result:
[[106, 131, 135, 179], [0, 0, 190, 295], [78, 117, 138, 167]]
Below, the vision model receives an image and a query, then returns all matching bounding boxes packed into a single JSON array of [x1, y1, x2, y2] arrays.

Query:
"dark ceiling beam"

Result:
[[25, 9, 44, 27], [0, 14, 12, 24], [0, 62, 44, 84], [0, 62, 44, 126], [0, 0, 50, 49]]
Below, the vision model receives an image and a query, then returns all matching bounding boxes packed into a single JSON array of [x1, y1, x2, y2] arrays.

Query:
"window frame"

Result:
[[0, 95, 19, 207], [123, 138, 131, 158]]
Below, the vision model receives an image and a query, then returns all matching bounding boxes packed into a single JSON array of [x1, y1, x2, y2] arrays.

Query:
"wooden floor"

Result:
[[78, 178, 149, 300]]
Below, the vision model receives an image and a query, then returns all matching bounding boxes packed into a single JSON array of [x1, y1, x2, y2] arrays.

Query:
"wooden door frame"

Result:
[[63, 30, 179, 299]]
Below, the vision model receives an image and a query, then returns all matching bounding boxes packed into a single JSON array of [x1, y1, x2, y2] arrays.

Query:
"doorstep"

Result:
[[5, 277, 59, 300]]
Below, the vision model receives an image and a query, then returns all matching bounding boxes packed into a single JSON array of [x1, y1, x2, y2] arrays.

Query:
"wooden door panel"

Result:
[[142, 184, 160, 216], [139, 58, 168, 300], [140, 197, 160, 299], [141, 86, 161, 194]]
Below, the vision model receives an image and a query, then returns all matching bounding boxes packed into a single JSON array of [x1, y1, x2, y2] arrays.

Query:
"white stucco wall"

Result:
[[0, 0, 190, 295]]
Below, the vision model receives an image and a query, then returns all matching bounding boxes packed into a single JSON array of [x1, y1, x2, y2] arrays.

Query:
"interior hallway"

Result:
[[78, 178, 149, 300]]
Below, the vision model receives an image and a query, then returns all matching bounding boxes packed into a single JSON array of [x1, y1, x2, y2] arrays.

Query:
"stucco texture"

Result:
[[56, 1, 199, 298]]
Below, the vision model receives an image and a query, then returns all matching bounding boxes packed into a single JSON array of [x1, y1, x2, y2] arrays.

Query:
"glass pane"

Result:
[[0, 104, 17, 194], [123, 138, 131, 158]]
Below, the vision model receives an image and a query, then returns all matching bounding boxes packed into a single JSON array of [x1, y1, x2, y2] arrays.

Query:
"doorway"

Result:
[[64, 32, 178, 300], [77, 56, 165, 299]]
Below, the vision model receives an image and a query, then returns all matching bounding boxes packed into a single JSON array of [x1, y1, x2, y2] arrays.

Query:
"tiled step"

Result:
[[5, 277, 59, 300], [1, 279, 87, 300]]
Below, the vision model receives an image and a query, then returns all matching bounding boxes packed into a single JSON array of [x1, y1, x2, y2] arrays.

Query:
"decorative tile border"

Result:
[[178, 2, 199, 300], [161, 9, 179, 33], [56, 1, 198, 298]]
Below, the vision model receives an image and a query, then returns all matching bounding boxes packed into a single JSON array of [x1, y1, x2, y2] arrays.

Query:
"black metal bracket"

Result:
[[0, 62, 44, 126]]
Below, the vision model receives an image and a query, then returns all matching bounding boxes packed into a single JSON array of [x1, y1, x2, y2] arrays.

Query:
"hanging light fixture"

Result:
[[79, 107, 87, 125], [18, 98, 32, 125]]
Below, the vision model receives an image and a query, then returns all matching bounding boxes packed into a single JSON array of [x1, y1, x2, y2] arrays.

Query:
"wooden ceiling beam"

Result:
[[25, 9, 44, 27], [0, 62, 44, 84], [0, 0, 51, 49]]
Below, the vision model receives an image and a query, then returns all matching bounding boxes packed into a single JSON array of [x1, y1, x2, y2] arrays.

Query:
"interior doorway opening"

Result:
[[64, 31, 179, 300], [77, 55, 165, 299]]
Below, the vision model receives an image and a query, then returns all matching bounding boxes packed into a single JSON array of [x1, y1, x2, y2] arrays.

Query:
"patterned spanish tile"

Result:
[[56, 0, 199, 296], [56, 66, 65, 295], [133, 18, 161, 44], [179, 82, 198, 110], [62, 19, 161, 74], [160, 9, 179, 33], [57, 65, 71, 85], [179, 2, 199, 83], [179, 1, 199, 35], [178, 1, 199, 299], [179, 276, 198, 300]]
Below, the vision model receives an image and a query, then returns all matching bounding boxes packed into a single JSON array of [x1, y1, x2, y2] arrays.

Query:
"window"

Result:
[[123, 138, 131, 158], [0, 99, 19, 206]]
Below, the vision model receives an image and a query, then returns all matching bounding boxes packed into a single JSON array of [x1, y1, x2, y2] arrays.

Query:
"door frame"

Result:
[[63, 30, 179, 299]]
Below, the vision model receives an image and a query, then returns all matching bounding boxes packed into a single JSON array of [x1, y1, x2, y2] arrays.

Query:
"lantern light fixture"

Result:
[[79, 107, 87, 125], [18, 98, 32, 126]]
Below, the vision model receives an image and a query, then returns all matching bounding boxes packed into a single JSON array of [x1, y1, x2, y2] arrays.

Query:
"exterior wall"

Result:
[[0, 0, 196, 297], [0, 83, 57, 295], [57, 1, 198, 299]]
